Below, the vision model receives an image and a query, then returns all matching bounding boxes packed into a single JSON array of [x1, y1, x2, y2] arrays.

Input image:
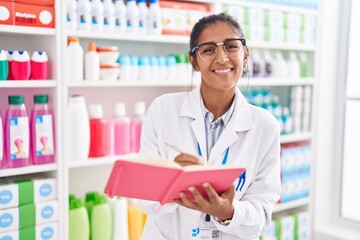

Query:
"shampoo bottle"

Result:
[[130, 101, 146, 153], [30, 95, 55, 165], [67, 37, 84, 81], [108, 197, 129, 240], [103, 0, 115, 33], [69, 198, 90, 240], [11, 50, 31, 80], [148, 0, 162, 35], [90, 0, 104, 32], [85, 41, 100, 81], [4, 95, 29, 168], [31, 51, 48, 80], [91, 195, 113, 240], [128, 199, 144, 240], [112, 102, 131, 155], [114, 0, 127, 34], [0, 49, 8, 81], [89, 104, 109, 158]]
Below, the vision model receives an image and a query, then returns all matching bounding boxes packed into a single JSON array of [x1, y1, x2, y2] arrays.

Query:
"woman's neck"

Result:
[[200, 87, 236, 121]]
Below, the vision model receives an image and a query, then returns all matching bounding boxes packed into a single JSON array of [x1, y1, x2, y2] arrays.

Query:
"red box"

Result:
[[14, 2, 55, 28], [0, 1, 14, 25], [14, 0, 54, 6]]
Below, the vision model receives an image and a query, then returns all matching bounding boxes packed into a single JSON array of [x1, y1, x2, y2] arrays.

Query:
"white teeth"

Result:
[[214, 68, 231, 73]]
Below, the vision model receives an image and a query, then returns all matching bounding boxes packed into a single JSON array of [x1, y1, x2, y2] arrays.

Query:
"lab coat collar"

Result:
[[180, 85, 254, 163]]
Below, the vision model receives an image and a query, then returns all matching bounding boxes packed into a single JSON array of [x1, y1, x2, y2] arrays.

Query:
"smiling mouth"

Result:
[[212, 68, 233, 73]]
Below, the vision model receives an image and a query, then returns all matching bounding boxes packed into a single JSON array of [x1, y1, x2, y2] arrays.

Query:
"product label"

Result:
[[35, 115, 54, 156], [41, 226, 54, 239], [9, 117, 29, 159], [0, 118, 3, 160]]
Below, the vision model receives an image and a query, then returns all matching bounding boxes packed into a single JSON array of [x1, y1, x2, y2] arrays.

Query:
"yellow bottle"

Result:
[[128, 199, 144, 240]]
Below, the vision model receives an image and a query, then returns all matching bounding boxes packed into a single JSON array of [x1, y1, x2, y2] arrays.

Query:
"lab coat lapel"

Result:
[[208, 89, 254, 165], [180, 86, 208, 160]]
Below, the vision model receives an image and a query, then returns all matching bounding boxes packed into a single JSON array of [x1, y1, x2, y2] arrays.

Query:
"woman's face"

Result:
[[190, 21, 248, 92]]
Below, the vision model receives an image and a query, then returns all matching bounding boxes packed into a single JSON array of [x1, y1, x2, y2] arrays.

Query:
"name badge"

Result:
[[191, 227, 221, 240]]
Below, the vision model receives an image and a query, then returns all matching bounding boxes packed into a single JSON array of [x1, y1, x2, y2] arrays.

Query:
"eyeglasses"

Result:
[[191, 38, 246, 61]]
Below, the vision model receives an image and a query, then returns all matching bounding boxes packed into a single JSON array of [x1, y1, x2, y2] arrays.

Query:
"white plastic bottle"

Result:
[[273, 51, 288, 78], [103, 0, 115, 33], [138, 0, 148, 35], [85, 41, 100, 81], [77, 0, 91, 31], [66, 0, 78, 31], [287, 52, 300, 78], [126, 0, 139, 34], [108, 197, 129, 240], [90, 0, 104, 32], [148, 0, 162, 35], [67, 37, 84, 81], [67, 95, 90, 162], [138, 56, 151, 81], [114, 0, 127, 34]]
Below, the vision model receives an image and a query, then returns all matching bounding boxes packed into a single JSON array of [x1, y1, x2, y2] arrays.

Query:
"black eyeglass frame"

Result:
[[190, 38, 247, 55]]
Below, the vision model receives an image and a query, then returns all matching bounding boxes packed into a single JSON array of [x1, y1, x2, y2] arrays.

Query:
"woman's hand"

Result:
[[174, 153, 204, 167], [174, 182, 235, 221]]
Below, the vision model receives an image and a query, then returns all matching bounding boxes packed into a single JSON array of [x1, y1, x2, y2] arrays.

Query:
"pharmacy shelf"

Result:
[[0, 163, 58, 177], [281, 132, 312, 144], [249, 42, 316, 51], [0, 80, 57, 88], [67, 31, 190, 44], [67, 154, 138, 169], [240, 77, 315, 86], [273, 198, 309, 213], [66, 80, 197, 87], [223, 0, 318, 15], [0, 25, 56, 36]]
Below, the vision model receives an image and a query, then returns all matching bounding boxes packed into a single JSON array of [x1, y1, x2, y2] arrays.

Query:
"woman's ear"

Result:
[[244, 47, 250, 63], [189, 55, 199, 71]]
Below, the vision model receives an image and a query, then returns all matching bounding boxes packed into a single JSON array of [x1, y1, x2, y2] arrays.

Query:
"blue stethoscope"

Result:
[[197, 142, 246, 192]]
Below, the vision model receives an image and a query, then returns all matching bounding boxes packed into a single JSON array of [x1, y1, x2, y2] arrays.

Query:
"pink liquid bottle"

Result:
[[30, 95, 55, 165], [0, 111, 3, 169], [6, 50, 14, 80], [4, 95, 29, 168], [89, 104, 110, 158], [31, 51, 48, 80], [11, 50, 31, 80], [130, 101, 146, 153], [112, 102, 131, 155]]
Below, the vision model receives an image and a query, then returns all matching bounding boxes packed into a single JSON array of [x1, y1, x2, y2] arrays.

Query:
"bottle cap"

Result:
[[69, 95, 85, 104], [71, 199, 85, 209], [89, 104, 103, 118], [115, 102, 126, 117], [34, 94, 49, 104], [68, 37, 79, 45], [31, 51, 48, 62], [86, 192, 99, 203], [0, 49, 7, 60], [134, 101, 146, 116], [9, 95, 24, 105], [6, 50, 13, 61], [150, 0, 158, 3], [88, 41, 97, 52]]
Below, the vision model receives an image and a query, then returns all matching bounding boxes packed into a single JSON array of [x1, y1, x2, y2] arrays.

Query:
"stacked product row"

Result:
[[0, 177, 58, 240], [66, 0, 162, 35], [260, 211, 310, 240], [280, 142, 310, 203], [69, 193, 146, 240], [0, 95, 55, 170], [244, 86, 312, 134], [0, 49, 49, 81], [67, 39, 193, 82], [225, 3, 317, 44], [67, 95, 146, 162], [246, 50, 313, 78], [248, 0, 318, 9]]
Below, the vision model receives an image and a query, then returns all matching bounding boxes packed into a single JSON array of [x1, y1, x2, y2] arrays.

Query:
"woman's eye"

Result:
[[202, 46, 216, 54]]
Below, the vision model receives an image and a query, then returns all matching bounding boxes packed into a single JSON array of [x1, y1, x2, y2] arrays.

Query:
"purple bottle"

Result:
[[30, 95, 55, 165], [4, 95, 29, 168]]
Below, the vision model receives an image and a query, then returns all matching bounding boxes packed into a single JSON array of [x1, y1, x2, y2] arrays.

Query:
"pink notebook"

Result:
[[104, 158, 246, 204]]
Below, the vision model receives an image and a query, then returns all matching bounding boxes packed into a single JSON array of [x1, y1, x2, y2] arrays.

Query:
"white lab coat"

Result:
[[138, 86, 281, 240]]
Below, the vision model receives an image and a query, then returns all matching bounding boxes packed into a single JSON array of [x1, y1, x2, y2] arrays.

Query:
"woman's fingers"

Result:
[[174, 153, 203, 166]]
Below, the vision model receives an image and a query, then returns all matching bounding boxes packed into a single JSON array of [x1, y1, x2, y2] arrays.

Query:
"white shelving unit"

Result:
[[0, 0, 319, 239]]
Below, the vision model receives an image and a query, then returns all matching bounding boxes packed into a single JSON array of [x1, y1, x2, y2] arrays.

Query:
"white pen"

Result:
[[164, 142, 183, 153]]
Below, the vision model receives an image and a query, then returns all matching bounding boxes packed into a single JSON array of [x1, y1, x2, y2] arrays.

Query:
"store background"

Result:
[[0, 0, 359, 239]]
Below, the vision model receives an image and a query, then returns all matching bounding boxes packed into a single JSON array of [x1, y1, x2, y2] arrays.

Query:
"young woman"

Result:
[[138, 13, 281, 240]]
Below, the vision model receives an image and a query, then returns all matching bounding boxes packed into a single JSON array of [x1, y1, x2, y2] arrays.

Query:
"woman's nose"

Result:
[[214, 46, 229, 63]]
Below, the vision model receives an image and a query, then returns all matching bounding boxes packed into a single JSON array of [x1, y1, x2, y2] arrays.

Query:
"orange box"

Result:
[[14, 0, 54, 6], [0, 1, 14, 25], [14, 2, 55, 28]]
